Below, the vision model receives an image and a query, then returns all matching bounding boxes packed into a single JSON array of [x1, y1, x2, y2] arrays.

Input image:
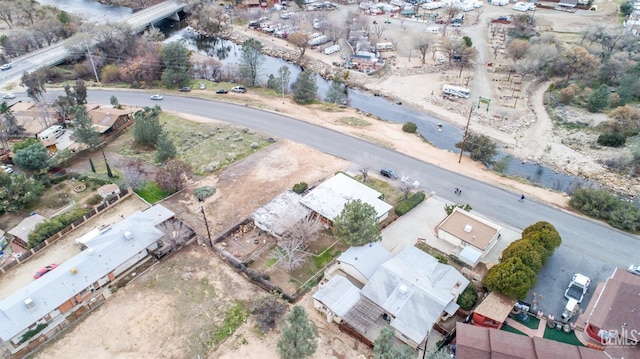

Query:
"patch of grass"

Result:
[[134, 182, 173, 204], [544, 326, 584, 346], [359, 177, 404, 205], [339, 117, 371, 126], [265, 257, 278, 268], [501, 324, 527, 336], [209, 301, 249, 346], [313, 247, 342, 269]]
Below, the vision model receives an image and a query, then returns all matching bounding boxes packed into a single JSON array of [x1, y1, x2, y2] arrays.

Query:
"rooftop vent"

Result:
[[399, 284, 408, 295], [25, 298, 35, 309], [124, 231, 134, 240], [464, 225, 472, 233]]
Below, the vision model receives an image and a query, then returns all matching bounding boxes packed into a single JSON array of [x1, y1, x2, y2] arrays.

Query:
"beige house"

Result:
[[8, 214, 47, 249], [97, 184, 121, 199], [437, 208, 501, 267]]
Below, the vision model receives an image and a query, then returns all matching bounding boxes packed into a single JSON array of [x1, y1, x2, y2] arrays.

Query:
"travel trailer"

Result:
[[37, 125, 65, 141], [442, 85, 470, 98]]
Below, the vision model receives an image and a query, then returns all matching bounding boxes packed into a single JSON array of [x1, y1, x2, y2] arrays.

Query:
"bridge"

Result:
[[0, 0, 184, 88]]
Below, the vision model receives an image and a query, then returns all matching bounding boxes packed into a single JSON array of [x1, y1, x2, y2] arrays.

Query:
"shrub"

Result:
[[570, 188, 640, 232], [19, 323, 47, 344], [608, 93, 620, 108], [597, 132, 626, 147], [194, 186, 216, 201], [28, 207, 90, 247], [395, 191, 426, 216], [292, 182, 308, 194], [558, 84, 579, 104], [85, 194, 103, 206], [457, 285, 478, 311], [402, 122, 418, 133]]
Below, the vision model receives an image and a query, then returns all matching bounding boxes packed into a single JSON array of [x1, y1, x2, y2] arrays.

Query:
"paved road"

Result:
[[73, 89, 637, 316]]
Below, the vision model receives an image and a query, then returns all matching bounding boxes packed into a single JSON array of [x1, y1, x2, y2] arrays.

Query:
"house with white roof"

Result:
[[313, 245, 469, 350], [300, 173, 392, 227], [250, 190, 311, 238], [323, 242, 393, 285], [0, 205, 175, 356]]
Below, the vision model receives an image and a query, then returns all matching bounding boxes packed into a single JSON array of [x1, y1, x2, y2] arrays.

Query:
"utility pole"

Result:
[[85, 42, 100, 83], [200, 206, 213, 248], [458, 106, 474, 163]]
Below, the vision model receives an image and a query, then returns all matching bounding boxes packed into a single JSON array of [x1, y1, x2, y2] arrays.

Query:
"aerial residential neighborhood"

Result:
[[0, 0, 639, 358]]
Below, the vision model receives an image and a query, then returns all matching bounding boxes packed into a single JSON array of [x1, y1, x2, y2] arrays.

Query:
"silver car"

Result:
[[628, 265, 640, 276]]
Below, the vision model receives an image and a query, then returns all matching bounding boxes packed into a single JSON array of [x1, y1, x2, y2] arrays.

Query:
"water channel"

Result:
[[39, 0, 602, 196]]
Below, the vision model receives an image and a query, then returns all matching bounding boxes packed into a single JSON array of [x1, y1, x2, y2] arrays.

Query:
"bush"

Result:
[[194, 186, 216, 201], [292, 182, 308, 194], [570, 188, 640, 232], [597, 132, 626, 147], [19, 323, 47, 344], [457, 285, 478, 311], [28, 207, 90, 248], [402, 122, 418, 133], [395, 191, 426, 216], [85, 194, 103, 206], [558, 84, 579, 104]]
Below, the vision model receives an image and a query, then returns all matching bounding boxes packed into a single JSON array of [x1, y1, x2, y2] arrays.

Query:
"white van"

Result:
[[324, 44, 341, 54], [376, 42, 394, 51], [37, 125, 65, 141]]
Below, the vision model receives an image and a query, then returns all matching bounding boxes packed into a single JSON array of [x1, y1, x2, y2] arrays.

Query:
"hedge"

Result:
[[28, 207, 91, 248], [394, 191, 426, 216]]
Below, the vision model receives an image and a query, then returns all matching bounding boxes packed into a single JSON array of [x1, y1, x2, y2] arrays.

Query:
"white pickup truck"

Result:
[[562, 273, 591, 320]]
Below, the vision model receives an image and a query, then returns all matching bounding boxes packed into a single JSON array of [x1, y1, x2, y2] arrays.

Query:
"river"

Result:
[[37, 0, 599, 196]]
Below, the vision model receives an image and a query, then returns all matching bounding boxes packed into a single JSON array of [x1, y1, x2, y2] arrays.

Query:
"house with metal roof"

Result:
[[300, 172, 392, 227], [87, 105, 135, 135], [0, 205, 174, 356], [312, 245, 469, 350], [323, 242, 393, 286], [250, 190, 310, 238], [436, 207, 501, 267]]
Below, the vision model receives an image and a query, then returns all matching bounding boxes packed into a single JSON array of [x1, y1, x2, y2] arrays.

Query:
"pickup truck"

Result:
[[564, 273, 591, 304]]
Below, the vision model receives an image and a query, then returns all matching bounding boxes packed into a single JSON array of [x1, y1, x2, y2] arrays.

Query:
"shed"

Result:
[[471, 292, 516, 329], [97, 184, 121, 199], [8, 214, 47, 245]]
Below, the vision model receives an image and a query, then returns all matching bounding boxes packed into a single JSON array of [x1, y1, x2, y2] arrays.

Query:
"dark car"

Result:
[[380, 168, 399, 180], [34, 264, 58, 279], [216, 89, 228, 94], [179, 86, 191, 92]]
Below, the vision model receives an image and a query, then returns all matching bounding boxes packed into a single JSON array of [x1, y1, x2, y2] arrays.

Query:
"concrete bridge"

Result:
[[0, 0, 185, 88]]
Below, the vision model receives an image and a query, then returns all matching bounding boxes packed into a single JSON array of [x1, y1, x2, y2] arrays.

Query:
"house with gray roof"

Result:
[[323, 242, 393, 286], [8, 214, 47, 248], [300, 173, 392, 227], [250, 190, 310, 238], [313, 245, 469, 350], [0, 205, 174, 355]]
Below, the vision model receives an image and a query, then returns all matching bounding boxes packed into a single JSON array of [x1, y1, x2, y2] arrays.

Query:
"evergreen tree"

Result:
[[13, 143, 49, 170], [160, 41, 191, 88], [0, 173, 44, 213], [89, 158, 96, 173], [110, 95, 120, 108], [587, 84, 610, 113], [277, 306, 317, 359], [239, 38, 264, 87], [105, 159, 114, 178], [72, 106, 100, 149], [133, 106, 163, 146], [74, 79, 88, 105], [293, 70, 318, 104], [332, 199, 382, 246], [155, 132, 177, 163], [373, 328, 415, 359], [325, 75, 346, 104]]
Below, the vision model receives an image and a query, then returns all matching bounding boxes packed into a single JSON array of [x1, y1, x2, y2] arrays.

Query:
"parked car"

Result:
[[179, 86, 191, 92], [199, 83, 206, 90], [231, 86, 247, 93], [0, 63, 11, 71], [34, 264, 58, 279], [628, 264, 640, 276], [1, 164, 13, 174], [150, 94, 163, 100], [216, 89, 228, 94], [2, 93, 15, 99], [380, 168, 399, 180]]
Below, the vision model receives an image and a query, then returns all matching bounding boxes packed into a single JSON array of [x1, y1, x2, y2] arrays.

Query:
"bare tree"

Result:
[[356, 153, 377, 183], [273, 235, 307, 272], [507, 39, 530, 64], [122, 159, 146, 189], [288, 31, 310, 59], [414, 33, 434, 65], [272, 213, 323, 272], [371, 23, 388, 42], [326, 20, 346, 45], [396, 172, 421, 200]]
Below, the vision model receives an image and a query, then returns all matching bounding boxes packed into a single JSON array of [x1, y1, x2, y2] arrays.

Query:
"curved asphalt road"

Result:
[[79, 90, 636, 313]]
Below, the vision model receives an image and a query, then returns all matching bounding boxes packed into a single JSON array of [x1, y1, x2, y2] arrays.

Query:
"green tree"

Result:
[[89, 158, 96, 173], [463, 36, 473, 47], [500, 239, 547, 272], [279, 66, 291, 93], [13, 143, 49, 170], [277, 306, 317, 359], [457, 285, 478, 311], [293, 70, 318, 105], [483, 256, 537, 300], [455, 133, 497, 166], [160, 41, 191, 88], [332, 199, 382, 246], [155, 132, 177, 163], [587, 84, 610, 113], [110, 95, 120, 109], [13, 138, 38, 152], [133, 106, 163, 146], [239, 38, 264, 87], [620, 2, 634, 16], [325, 75, 346, 104], [72, 105, 100, 148], [373, 328, 414, 359], [0, 173, 44, 213], [74, 79, 88, 105], [521, 221, 562, 254], [54, 85, 76, 121]]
